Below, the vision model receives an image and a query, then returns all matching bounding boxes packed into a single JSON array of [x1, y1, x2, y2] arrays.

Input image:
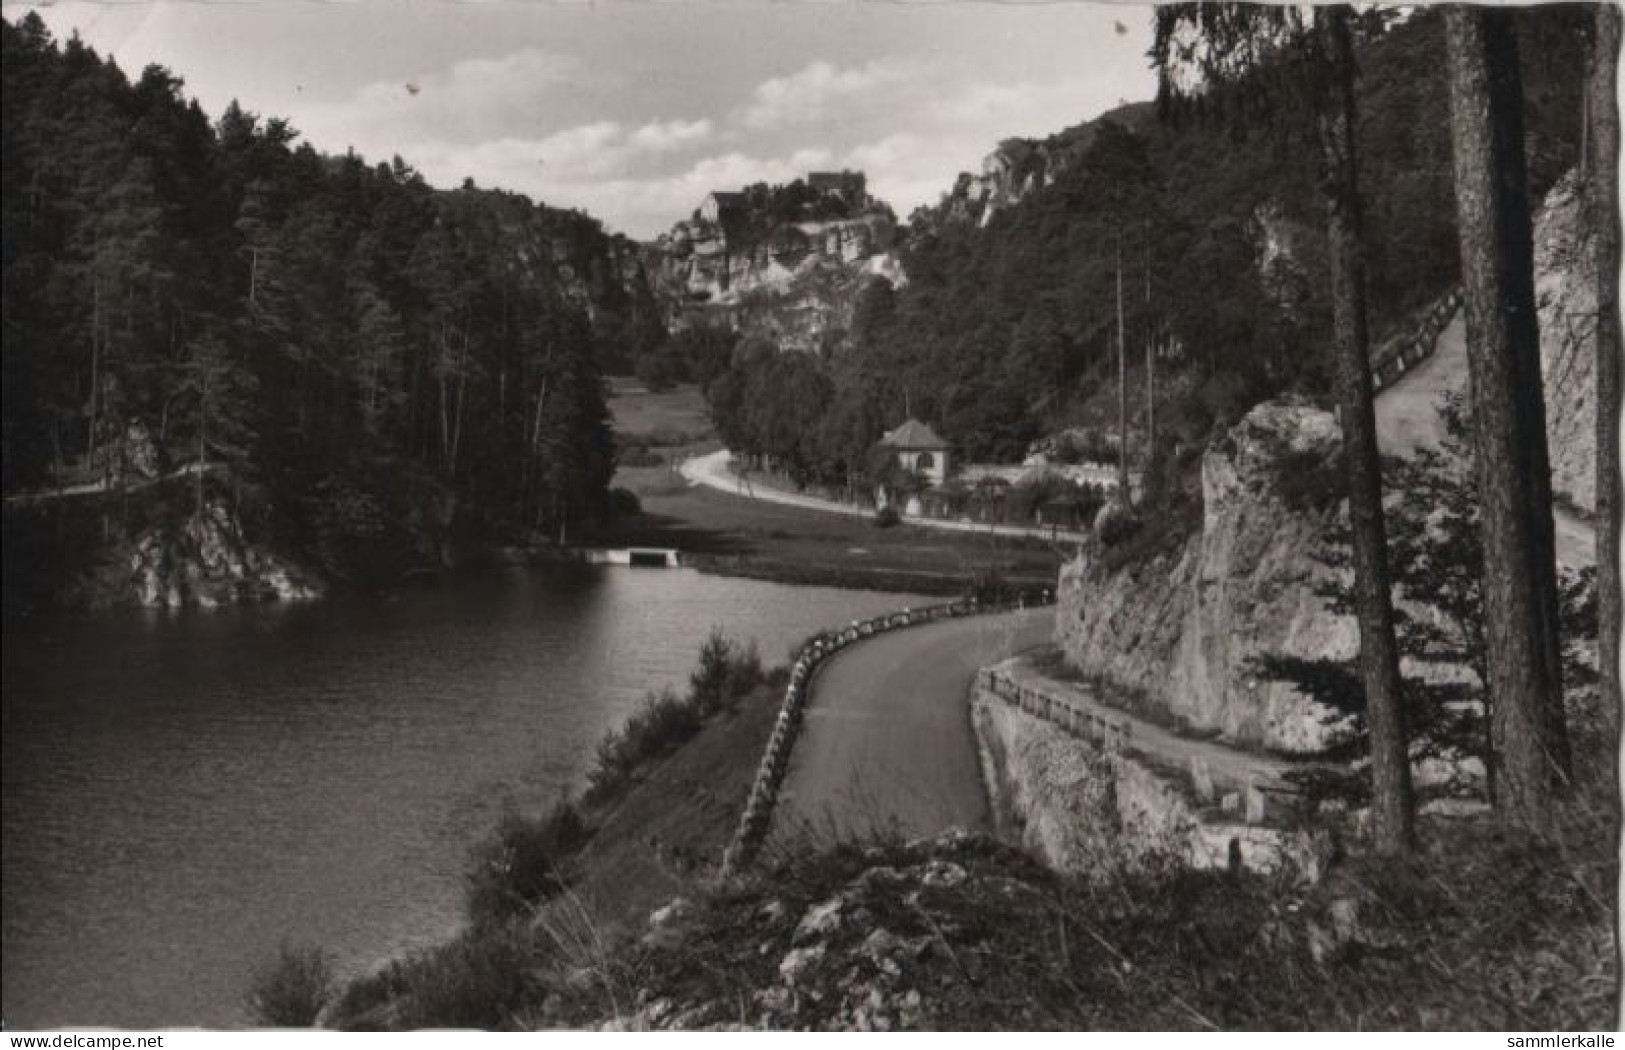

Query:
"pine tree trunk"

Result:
[[364, 344, 380, 431], [1115, 239, 1130, 502], [1144, 241, 1157, 489], [437, 324, 452, 466], [1444, 6, 1570, 835], [1590, 2, 1623, 744], [1316, 5, 1413, 853], [449, 330, 469, 475], [196, 373, 208, 525], [88, 276, 101, 477]]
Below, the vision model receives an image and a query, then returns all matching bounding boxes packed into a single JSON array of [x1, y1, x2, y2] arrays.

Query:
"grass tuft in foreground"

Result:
[[248, 942, 335, 1027]]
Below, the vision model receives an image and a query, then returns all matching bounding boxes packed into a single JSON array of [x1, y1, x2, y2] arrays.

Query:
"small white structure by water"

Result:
[[585, 548, 682, 567]]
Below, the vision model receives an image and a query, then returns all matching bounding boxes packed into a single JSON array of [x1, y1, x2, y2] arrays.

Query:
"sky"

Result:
[[13, 1, 1158, 238]]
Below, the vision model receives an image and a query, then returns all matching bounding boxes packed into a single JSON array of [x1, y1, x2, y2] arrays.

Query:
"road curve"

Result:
[[679, 449, 1087, 543], [1374, 308, 1593, 570], [767, 607, 1053, 850]]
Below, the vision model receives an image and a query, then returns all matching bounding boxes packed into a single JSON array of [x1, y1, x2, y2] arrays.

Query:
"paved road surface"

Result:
[[1374, 308, 1594, 570], [767, 607, 1053, 849], [679, 449, 1087, 544]]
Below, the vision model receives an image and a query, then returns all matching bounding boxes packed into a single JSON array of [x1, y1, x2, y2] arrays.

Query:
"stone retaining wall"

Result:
[[972, 661, 1333, 882]]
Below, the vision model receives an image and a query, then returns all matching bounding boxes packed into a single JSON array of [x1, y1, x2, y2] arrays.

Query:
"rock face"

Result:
[[971, 674, 1330, 881], [1533, 168, 1599, 514], [113, 497, 321, 609], [1056, 400, 1352, 753], [645, 175, 904, 353], [911, 102, 1154, 233]]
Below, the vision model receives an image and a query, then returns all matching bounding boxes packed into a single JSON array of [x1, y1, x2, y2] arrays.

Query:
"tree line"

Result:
[[1, 14, 665, 584]]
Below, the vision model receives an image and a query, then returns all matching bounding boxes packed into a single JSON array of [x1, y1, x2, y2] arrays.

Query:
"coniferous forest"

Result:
[[1, 14, 665, 596]]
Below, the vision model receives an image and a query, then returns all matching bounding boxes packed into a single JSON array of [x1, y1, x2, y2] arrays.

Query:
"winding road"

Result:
[[1374, 307, 1594, 570], [766, 607, 1053, 849], [739, 301, 1594, 856], [679, 449, 1087, 543]]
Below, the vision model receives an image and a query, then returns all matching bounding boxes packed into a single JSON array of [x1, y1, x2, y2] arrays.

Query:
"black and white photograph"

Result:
[[1, 0, 1619, 1034]]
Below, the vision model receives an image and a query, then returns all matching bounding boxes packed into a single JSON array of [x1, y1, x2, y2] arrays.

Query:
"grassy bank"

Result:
[[601, 382, 1068, 596], [278, 776, 1618, 1031], [276, 632, 786, 1030]]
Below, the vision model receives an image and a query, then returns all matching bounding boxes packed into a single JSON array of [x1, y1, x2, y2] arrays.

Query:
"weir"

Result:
[[583, 547, 682, 567]]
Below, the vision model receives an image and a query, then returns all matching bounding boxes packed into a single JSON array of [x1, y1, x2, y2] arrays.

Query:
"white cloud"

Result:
[[295, 46, 1141, 238], [627, 119, 715, 154], [399, 138, 837, 237], [297, 46, 610, 151], [738, 58, 923, 131]]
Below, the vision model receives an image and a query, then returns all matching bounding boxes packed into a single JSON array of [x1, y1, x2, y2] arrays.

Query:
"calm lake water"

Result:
[[2, 565, 928, 1028]]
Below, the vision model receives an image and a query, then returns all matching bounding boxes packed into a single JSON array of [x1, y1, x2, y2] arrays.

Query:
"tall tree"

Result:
[[1143, 231, 1158, 493], [1153, 2, 1414, 851], [1588, 2, 1622, 741], [1114, 236, 1131, 501], [1442, 6, 1571, 834], [1311, 4, 1413, 852]]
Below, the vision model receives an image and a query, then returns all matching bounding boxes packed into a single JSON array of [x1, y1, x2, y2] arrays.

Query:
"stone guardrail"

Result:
[[1370, 288, 1463, 394], [721, 588, 1057, 874], [977, 666, 1135, 753], [977, 664, 1301, 826]]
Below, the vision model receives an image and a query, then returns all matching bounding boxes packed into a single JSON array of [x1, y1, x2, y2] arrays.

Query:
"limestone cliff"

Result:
[[1533, 169, 1600, 514], [1056, 400, 1352, 753], [118, 498, 322, 609], [645, 175, 904, 353], [1056, 159, 1601, 752], [909, 102, 1154, 233]]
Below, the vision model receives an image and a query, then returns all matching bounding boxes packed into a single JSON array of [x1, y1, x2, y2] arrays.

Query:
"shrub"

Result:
[[582, 630, 767, 803], [332, 927, 543, 1031], [587, 689, 703, 799], [249, 942, 334, 1027], [606, 486, 642, 518], [614, 440, 663, 468], [873, 505, 901, 528], [1095, 500, 1141, 546], [689, 629, 763, 717], [967, 567, 1020, 604], [466, 799, 591, 927]]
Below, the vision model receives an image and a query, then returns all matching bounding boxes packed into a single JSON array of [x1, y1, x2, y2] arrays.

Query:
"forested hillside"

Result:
[[1, 14, 665, 601], [708, 6, 1588, 477]]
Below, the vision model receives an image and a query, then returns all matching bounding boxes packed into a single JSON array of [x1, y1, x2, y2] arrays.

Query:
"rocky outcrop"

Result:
[[1533, 169, 1599, 514], [934, 139, 1066, 230], [84, 496, 322, 609], [1056, 400, 1353, 753], [645, 177, 903, 353], [608, 829, 1032, 1031], [909, 102, 1154, 233], [1253, 202, 1314, 316]]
